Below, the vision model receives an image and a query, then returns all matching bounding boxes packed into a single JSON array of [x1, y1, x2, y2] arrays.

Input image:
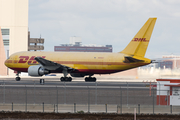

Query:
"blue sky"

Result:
[[29, 0, 180, 59]]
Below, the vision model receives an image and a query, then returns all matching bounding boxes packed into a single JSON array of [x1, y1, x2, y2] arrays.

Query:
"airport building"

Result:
[[28, 31, 44, 51], [0, 0, 45, 76], [146, 55, 180, 70], [0, 28, 7, 75], [0, 0, 28, 76], [157, 79, 180, 106], [0, 0, 28, 56], [54, 37, 112, 52], [159, 55, 180, 69]]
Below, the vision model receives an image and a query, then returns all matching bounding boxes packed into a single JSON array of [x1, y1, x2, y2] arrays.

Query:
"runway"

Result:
[[0, 77, 157, 105], [0, 77, 156, 87]]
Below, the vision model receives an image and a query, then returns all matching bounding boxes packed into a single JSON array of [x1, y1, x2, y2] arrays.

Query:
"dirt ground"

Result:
[[0, 112, 180, 120]]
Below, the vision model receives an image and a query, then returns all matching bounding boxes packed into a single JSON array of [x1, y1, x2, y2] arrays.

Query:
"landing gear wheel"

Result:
[[60, 77, 65, 81], [85, 77, 88, 82], [85, 77, 96, 82], [60, 77, 72, 82], [15, 77, 21, 81], [40, 79, 45, 84], [15, 71, 21, 81], [92, 77, 96, 82], [65, 77, 69, 81], [68, 77, 72, 82]]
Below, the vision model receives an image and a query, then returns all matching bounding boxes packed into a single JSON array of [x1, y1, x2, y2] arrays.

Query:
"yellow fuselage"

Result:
[[5, 51, 151, 74]]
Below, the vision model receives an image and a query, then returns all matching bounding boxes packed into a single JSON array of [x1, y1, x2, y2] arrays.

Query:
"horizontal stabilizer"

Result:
[[124, 57, 144, 63]]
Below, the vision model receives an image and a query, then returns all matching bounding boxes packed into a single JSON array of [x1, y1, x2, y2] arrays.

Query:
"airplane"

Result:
[[5, 18, 157, 82]]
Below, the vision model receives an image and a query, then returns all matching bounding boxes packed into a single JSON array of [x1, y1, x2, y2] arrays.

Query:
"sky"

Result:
[[28, 0, 180, 59]]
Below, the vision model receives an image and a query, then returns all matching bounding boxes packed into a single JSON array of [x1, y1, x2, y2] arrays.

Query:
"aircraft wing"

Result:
[[35, 57, 75, 72]]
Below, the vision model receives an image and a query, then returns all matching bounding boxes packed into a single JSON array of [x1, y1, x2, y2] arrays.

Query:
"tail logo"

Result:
[[132, 38, 149, 42]]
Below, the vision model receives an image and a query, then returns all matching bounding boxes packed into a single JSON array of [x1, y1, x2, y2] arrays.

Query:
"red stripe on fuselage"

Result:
[[53, 61, 147, 66]]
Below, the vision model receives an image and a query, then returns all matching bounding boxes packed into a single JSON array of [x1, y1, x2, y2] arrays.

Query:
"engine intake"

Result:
[[28, 65, 49, 76]]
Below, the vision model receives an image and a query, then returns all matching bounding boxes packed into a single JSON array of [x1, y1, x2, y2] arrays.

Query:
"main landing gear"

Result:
[[60, 68, 72, 82], [85, 77, 96, 82], [15, 72, 21, 81], [60, 77, 72, 82]]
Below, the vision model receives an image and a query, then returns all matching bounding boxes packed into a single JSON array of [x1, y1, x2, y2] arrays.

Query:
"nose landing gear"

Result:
[[15, 72, 21, 81]]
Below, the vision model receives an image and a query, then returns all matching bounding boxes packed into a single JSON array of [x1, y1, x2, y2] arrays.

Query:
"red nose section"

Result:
[[4, 59, 12, 67]]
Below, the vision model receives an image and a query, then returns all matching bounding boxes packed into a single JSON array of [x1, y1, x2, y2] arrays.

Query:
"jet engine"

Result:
[[28, 65, 49, 77]]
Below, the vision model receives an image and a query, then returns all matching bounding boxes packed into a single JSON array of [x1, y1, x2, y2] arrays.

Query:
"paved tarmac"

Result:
[[0, 77, 156, 87], [0, 77, 157, 106]]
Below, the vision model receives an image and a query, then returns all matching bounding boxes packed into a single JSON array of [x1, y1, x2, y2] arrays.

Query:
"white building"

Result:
[[0, 0, 28, 76], [157, 79, 180, 106]]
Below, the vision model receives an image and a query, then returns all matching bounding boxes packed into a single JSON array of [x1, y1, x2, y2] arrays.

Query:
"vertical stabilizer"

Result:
[[120, 18, 157, 57]]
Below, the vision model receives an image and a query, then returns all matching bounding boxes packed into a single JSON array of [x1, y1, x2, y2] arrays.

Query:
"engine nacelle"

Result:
[[28, 65, 49, 77]]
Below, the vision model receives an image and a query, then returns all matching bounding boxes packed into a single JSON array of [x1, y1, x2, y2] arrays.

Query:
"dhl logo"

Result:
[[132, 38, 149, 42], [18, 56, 46, 64]]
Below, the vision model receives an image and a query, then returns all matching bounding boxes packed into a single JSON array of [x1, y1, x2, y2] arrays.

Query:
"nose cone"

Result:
[[4, 59, 12, 67], [4, 59, 8, 66]]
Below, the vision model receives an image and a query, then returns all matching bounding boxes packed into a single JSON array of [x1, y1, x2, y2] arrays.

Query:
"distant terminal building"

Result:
[[28, 31, 44, 51], [54, 37, 112, 52], [153, 55, 180, 69]]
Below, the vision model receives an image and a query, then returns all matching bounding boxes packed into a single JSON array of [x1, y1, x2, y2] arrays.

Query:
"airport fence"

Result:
[[0, 81, 179, 114]]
